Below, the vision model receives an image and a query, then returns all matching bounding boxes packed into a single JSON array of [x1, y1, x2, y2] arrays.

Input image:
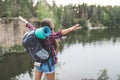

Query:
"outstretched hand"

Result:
[[60, 24, 82, 35], [69, 24, 82, 31], [18, 16, 28, 23], [19, 16, 24, 21]]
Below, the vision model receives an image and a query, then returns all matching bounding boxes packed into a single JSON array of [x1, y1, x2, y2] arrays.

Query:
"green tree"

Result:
[[36, 0, 54, 21], [61, 4, 76, 28], [51, 1, 64, 30], [97, 69, 109, 80], [78, 17, 88, 29], [9, 0, 20, 17], [0, 0, 2, 17], [90, 14, 98, 27], [117, 74, 120, 80], [2, 0, 12, 17], [18, 0, 32, 18], [100, 11, 109, 26], [111, 6, 120, 27]]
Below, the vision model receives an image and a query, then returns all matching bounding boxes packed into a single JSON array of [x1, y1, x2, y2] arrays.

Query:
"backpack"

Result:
[[22, 30, 50, 65]]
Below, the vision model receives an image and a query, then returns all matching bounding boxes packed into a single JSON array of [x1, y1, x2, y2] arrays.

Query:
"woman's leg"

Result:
[[46, 72, 55, 80], [33, 70, 43, 80]]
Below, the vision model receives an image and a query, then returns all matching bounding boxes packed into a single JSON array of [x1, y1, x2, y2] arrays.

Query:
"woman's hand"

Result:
[[61, 24, 82, 35], [19, 16, 28, 23], [19, 16, 24, 21], [69, 24, 81, 31]]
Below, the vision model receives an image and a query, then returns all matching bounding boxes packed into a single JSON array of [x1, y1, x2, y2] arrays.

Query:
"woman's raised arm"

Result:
[[19, 16, 36, 30]]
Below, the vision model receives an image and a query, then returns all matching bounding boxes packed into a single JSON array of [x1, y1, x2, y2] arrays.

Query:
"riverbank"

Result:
[[0, 45, 25, 56]]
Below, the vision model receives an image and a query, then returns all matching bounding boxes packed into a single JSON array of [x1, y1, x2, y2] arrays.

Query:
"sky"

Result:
[[46, 0, 120, 6]]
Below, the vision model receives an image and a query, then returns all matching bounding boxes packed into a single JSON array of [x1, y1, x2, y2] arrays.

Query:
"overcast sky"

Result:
[[46, 0, 120, 6]]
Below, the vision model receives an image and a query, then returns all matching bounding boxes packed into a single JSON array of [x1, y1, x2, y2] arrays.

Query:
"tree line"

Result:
[[0, 0, 120, 29]]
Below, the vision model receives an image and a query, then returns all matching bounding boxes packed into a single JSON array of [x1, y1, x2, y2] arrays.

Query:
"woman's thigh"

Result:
[[33, 70, 43, 80], [46, 72, 55, 80]]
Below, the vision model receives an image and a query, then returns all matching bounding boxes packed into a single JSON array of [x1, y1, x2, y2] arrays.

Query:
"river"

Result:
[[0, 29, 120, 80]]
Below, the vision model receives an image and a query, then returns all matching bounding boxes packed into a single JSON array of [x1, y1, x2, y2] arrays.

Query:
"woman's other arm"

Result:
[[61, 24, 81, 35], [50, 24, 81, 39]]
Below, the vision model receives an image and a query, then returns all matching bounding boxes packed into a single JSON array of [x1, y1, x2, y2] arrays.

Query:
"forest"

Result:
[[0, 0, 120, 30]]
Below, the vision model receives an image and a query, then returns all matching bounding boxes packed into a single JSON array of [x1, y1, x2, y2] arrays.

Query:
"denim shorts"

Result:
[[34, 58, 55, 74]]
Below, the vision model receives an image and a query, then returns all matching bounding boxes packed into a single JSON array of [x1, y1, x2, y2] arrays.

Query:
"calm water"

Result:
[[0, 29, 120, 80]]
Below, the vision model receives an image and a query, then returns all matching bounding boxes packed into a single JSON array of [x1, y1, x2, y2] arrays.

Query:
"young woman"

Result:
[[19, 16, 81, 80]]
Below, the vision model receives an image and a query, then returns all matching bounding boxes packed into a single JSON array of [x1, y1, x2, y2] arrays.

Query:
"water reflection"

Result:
[[59, 29, 120, 52], [0, 53, 32, 80], [57, 29, 120, 80]]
